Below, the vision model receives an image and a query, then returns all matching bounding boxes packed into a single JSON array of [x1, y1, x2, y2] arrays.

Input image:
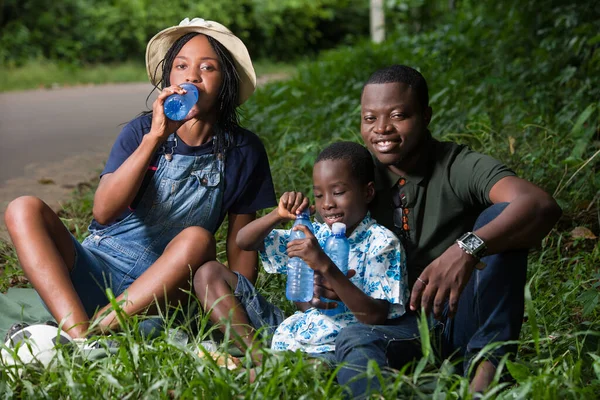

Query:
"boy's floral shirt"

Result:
[[260, 213, 408, 354]]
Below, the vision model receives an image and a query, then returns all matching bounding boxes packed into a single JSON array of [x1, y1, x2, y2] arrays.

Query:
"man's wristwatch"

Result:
[[456, 232, 487, 260]]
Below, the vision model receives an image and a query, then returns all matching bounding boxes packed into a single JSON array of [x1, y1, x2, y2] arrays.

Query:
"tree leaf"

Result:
[[576, 289, 599, 316], [568, 103, 597, 160]]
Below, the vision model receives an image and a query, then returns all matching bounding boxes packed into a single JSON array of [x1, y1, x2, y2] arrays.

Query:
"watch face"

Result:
[[464, 234, 484, 249]]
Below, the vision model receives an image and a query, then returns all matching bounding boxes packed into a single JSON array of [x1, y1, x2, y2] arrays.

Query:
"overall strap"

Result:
[[129, 133, 176, 210]]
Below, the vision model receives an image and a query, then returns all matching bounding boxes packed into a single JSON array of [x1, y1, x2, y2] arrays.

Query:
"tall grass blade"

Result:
[[525, 280, 541, 356], [567, 103, 597, 161]]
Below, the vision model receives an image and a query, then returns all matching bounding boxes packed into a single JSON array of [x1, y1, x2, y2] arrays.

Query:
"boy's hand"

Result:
[[286, 225, 330, 274], [311, 270, 357, 309], [309, 296, 339, 310], [277, 192, 314, 221]]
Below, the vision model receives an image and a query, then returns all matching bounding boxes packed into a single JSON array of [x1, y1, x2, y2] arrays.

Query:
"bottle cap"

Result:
[[332, 222, 346, 235], [296, 210, 310, 219]]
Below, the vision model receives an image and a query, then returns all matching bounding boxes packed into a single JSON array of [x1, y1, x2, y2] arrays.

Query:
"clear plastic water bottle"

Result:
[[321, 222, 350, 317], [163, 83, 199, 121], [285, 210, 314, 302]]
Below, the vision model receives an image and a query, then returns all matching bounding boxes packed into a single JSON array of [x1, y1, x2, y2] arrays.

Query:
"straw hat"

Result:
[[146, 17, 256, 105]]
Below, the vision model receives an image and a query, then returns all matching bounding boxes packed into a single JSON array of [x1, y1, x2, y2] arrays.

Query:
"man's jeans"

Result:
[[334, 203, 528, 398]]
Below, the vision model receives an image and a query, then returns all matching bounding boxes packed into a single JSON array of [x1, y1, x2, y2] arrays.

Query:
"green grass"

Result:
[[0, 59, 295, 92], [0, 61, 147, 92], [253, 60, 297, 78], [1, 2, 599, 397]]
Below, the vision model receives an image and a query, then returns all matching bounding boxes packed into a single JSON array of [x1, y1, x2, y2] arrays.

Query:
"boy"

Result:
[[193, 141, 408, 357]]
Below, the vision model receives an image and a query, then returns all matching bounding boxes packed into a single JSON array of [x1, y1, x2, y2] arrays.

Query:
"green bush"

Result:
[[1, 0, 599, 397], [243, 0, 600, 210], [0, 0, 369, 66]]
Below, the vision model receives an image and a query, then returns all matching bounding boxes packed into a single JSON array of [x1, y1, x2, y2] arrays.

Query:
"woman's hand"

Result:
[[148, 85, 196, 142], [277, 192, 314, 221]]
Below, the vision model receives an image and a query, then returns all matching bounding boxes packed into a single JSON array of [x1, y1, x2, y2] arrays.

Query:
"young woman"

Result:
[[4, 18, 276, 339]]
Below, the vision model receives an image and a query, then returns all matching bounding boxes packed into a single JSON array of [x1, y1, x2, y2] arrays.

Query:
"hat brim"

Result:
[[146, 21, 256, 105]]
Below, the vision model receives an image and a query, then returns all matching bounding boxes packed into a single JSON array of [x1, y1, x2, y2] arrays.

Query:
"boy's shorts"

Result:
[[233, 272, 285, 340]]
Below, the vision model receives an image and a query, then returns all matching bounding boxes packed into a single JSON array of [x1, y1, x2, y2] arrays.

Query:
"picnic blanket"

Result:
[[0, 288, 54, 341]]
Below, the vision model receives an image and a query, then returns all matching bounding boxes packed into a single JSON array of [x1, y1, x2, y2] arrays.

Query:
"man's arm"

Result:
[[411, 176, 561, 319], [478, 176, 562, 252]]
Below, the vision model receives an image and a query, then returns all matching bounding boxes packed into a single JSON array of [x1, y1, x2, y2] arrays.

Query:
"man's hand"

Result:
[[410, 244, 479, 319], [286, 225, 330, 274]]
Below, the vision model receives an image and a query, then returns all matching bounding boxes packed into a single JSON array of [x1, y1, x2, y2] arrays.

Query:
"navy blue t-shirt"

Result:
[[90, 113, 276, 232]]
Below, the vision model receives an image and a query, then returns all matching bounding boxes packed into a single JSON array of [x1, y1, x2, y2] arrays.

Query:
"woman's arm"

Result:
[[227, 212, 261, 283], [93, 135, 162, 224], [93, 86, 192, 225]]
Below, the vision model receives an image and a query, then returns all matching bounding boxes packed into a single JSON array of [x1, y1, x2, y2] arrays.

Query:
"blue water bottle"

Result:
[[321, 222, 350, 317], [285, 210, 315, 302], [163, 83, 199, 121]]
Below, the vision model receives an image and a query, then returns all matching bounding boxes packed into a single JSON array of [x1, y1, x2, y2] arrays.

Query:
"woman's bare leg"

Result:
[[4, 196, 89, 338], [193, 261, 259, 354], [94, 226, 216, 331]]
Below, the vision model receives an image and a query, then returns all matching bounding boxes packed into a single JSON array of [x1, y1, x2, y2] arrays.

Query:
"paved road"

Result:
[[0, 83, 157, 239], [0, 74, 286, 240]]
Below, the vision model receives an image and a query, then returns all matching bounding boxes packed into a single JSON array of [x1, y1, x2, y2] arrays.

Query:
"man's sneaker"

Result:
[[167, 328, 189, 346], [72, 336, 120, 360]]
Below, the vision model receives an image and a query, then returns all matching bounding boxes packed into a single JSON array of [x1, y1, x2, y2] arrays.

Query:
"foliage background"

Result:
[[0, 0, 599, 397], [246, 0, 600, 211], [0, 0, 369, 65]]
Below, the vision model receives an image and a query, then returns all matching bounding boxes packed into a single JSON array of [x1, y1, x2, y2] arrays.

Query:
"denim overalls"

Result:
[[72, 134, 224, 317]]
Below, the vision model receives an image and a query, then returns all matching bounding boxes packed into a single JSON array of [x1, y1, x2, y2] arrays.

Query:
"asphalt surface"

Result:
[[0, 83, 157, 239], [0, 74, 287, 241]]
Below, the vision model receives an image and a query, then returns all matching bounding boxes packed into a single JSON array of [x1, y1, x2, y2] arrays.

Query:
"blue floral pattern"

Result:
[[259, 214, 408, 353]]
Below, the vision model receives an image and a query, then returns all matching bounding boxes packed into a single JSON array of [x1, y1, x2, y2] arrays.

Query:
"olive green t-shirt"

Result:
[[369, 136, 515, 286]]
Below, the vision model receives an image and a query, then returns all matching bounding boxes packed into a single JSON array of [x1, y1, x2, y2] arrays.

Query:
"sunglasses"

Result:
[[391, 184, 410, 242]]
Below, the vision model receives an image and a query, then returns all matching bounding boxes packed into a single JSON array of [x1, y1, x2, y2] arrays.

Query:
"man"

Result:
[[331, 65, 562, 397]]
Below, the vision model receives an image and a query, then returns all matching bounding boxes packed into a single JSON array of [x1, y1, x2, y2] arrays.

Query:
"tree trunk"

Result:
[[370, 0, 385, 44]]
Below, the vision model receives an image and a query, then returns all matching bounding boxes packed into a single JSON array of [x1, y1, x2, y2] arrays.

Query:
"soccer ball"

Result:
[[1, 324, 73, 375]]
